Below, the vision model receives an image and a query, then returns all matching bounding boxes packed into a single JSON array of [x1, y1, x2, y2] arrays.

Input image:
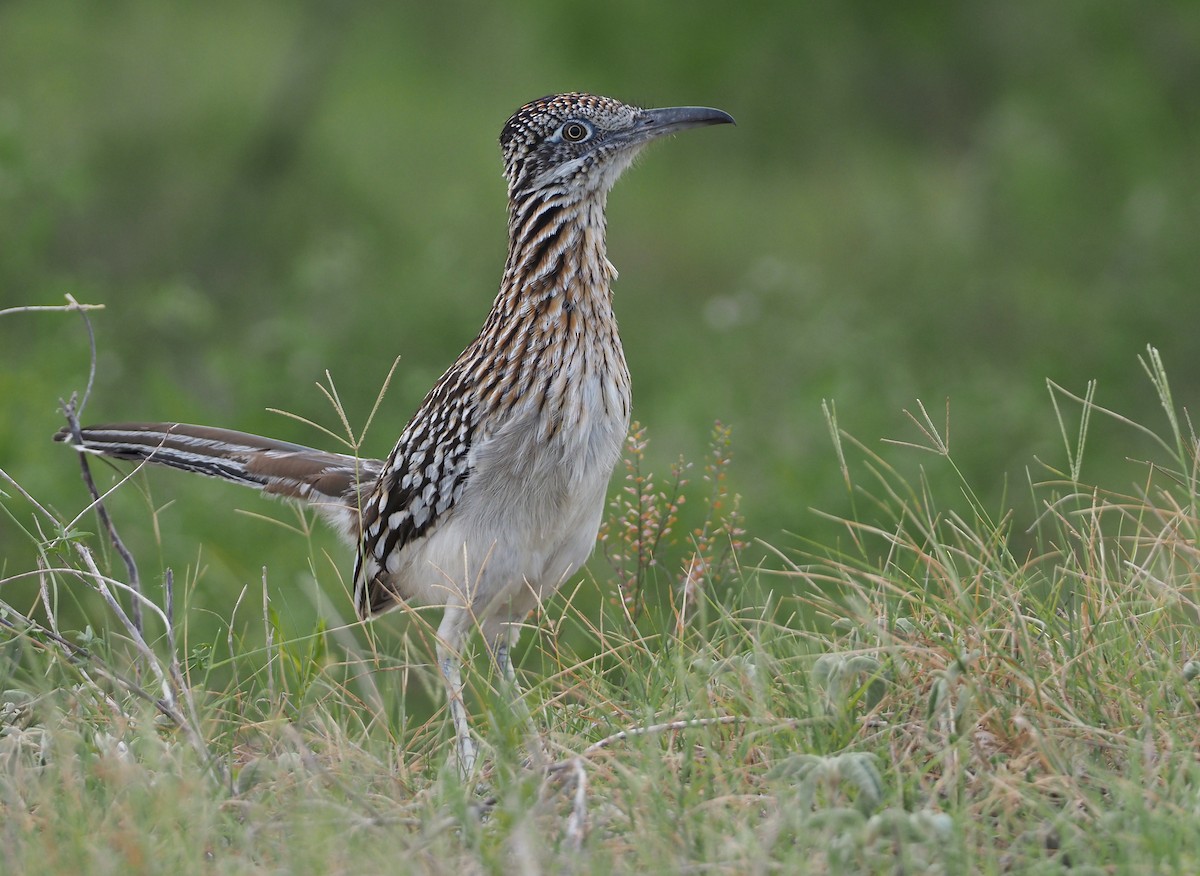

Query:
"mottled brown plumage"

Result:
[[57, 93, 734, 775]]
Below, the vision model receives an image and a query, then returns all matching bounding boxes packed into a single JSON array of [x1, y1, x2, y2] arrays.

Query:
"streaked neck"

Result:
[[503, 191, 615, 307]]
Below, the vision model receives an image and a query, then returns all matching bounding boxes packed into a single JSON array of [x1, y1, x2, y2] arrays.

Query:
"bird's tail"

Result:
[[55, 422, 381, 540]]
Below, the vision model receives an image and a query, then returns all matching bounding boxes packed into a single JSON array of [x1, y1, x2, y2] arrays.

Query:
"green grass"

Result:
[[5, 341, 1200, 873], [4, 1, 1200, 565]]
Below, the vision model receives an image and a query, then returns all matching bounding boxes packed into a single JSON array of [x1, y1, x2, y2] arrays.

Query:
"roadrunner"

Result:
[[57, 92, 734, 775]]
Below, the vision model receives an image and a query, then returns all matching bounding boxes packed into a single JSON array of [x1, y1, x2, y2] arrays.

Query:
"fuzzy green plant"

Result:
[[598, 420, 747, 628]]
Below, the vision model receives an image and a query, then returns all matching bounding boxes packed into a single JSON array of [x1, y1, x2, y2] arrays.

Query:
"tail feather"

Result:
[[56, 422, 383, 538]]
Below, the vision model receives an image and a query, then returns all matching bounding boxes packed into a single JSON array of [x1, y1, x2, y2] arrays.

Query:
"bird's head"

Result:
[[500, 92, 734, 203]]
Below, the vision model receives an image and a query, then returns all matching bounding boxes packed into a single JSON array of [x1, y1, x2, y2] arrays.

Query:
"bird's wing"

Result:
[[352, 372, 477, 618]]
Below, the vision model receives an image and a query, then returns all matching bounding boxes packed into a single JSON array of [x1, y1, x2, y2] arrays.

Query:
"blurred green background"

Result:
[[2, 1, 1199, 638]]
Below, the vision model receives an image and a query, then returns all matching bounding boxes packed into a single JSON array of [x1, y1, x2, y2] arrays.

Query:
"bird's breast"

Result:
[[464, 316, 630, 538]]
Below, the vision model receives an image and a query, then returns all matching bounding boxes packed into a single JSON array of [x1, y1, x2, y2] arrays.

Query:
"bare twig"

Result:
[[0, 299, 105, 317], [262, 568, 276, 702], [4, 295, 104, 411], [0, 607, 142, 712], [69, 293, 100, 415], [49, 293, 143, 630], [4, 295, 227, 783], [160, 568, 208, 762], [60, 400, 144, 635], [0, 467, 60, 526], [564, 757, 588, 852], [69, 543, 225, 785], [36, 558, 62, 639], [1, 599, 173, 726], [75, 547, 175, 702], [581, 715, 745, 756], [547, 714, 822, 774]]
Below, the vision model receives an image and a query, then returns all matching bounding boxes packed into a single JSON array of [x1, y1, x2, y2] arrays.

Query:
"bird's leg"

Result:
[[490, 626, 520, 687], [436, 607, 476, 779], [490, 624, 549, 768], [489, 626, 526, 724]]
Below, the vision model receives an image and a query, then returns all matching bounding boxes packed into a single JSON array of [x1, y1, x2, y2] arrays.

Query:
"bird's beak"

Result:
[[636, 105, 736, 141]]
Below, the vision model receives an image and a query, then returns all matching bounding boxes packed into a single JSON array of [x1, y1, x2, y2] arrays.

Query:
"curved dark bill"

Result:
[[639, 105, 737, 139]]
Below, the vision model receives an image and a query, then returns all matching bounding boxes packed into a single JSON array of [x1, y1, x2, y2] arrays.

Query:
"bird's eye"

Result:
[[561, 121, 591, 143]]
